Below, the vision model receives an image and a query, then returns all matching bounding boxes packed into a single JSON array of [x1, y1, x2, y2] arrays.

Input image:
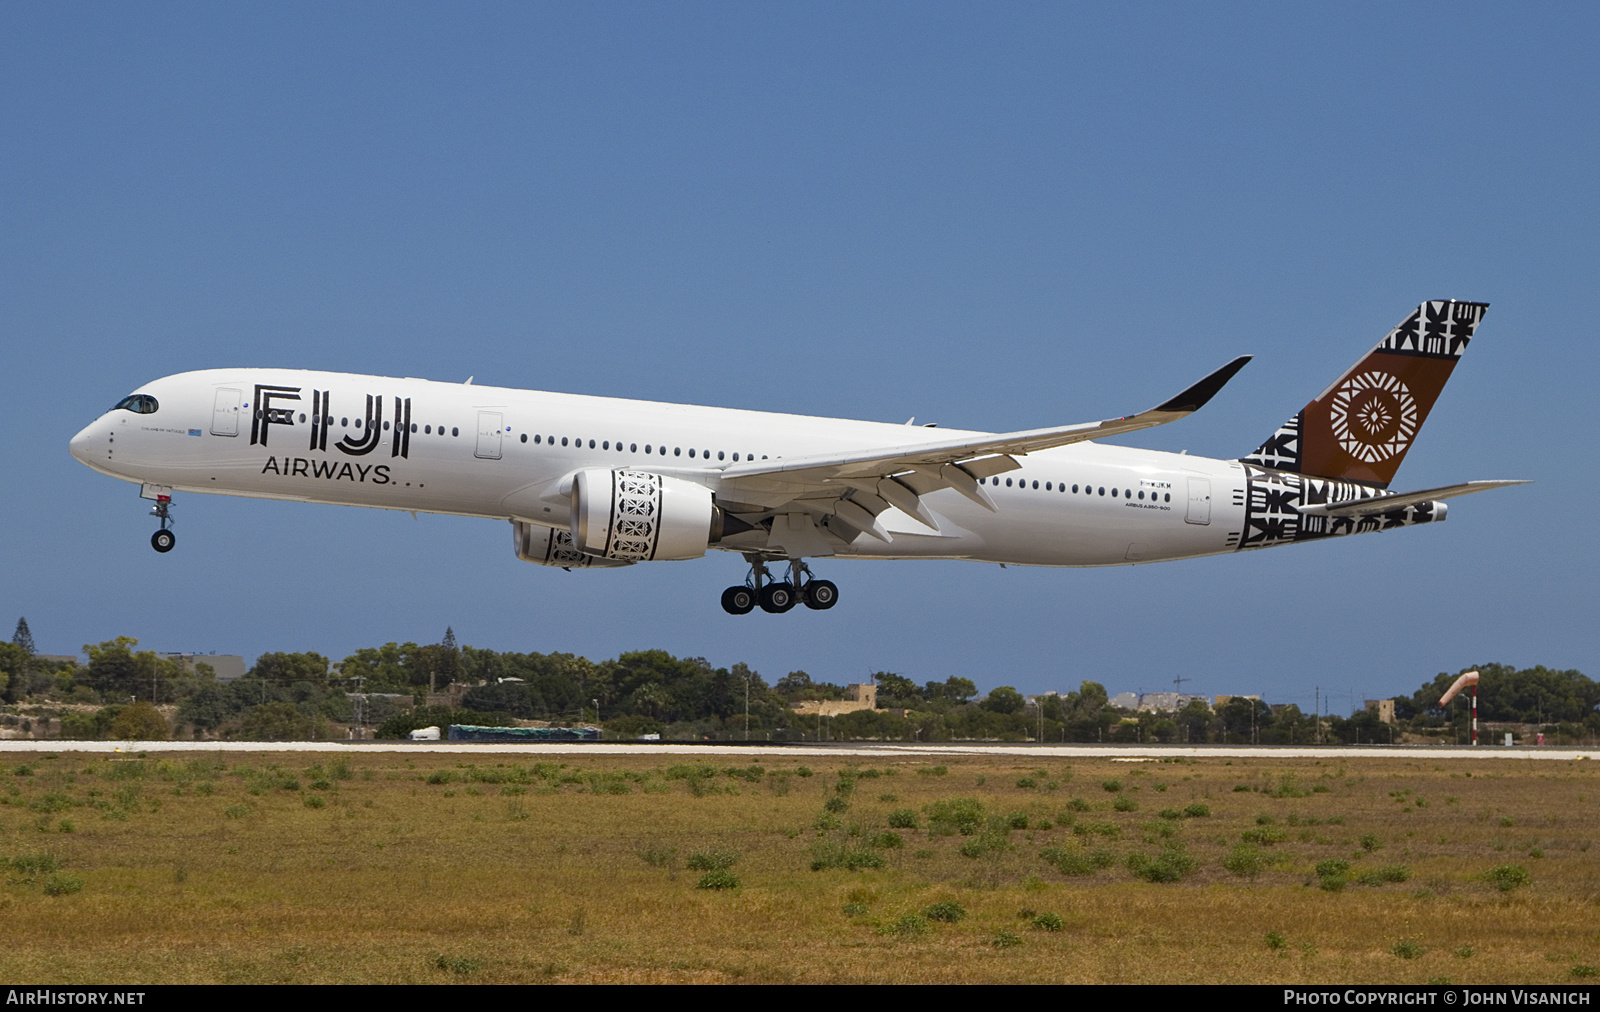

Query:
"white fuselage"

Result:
[[70, 369, 1250, 568]]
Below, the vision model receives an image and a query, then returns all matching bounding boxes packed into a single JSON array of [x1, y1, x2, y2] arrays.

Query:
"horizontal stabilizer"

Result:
[[1296, 479, 1529, 518]]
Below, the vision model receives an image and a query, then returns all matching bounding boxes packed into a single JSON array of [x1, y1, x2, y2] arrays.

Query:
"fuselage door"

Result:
[[475, 411, 504, 460], [211, 388, 241, 436], [1185, 477, 1211, 525]]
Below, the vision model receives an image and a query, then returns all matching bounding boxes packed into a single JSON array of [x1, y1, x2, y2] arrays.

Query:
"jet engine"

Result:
[[512, 520, 633, 569], [570, 468, 720, 562]]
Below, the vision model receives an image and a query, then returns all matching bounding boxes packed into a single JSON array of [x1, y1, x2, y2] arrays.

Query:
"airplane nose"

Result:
[[69, 421, 96, 466]]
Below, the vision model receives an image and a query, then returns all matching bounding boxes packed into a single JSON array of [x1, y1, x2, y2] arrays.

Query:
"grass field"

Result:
[[0, 749, 1596, 984]]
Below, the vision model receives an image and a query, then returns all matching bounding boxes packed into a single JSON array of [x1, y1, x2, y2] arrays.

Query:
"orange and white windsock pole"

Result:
[[1440, 671, 1480, 746]]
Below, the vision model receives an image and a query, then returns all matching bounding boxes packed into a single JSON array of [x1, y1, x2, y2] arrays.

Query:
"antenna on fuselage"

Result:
[[465, 376, 474, 385]]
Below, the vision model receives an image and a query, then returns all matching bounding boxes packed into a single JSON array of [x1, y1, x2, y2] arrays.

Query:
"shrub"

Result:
[[823, 796, 850, 814], [1127, 847, 1196, 883], [1182, 803, 1210, 818], [1031, 912, 1064, 932], [1242, 827, 1288, 845], [1075, 821, 1120, 839], [695, 869, 740, 890], [1265, 931, 1288, 950], [9, 853, 60, 875], [43, 874, 83, 896], [302, 795, 325, 809], [1357, 865, 1411, 886], [925, 798, 985, 836], [1390, 938, 1425, 960], [1484, 864, 1530, 892], [1101, 779, 1122, 793], [1005, 811, 1030, 830], [916, 766, 946, 777], [1065, 797, 1091, 812], [1158, 808, 1183, 821], [635, 845, 677, 868], [1571, 966, 1599, 979], [887, 809, 918, 829], [1315, 859, 1350, 879], [810, 842, 885, 872], [1041, 846, 1115, 876], [923, 900, 966, 923], [686, 849, 738, 871], [872, 831, 904, 849], [1223, 844, 1269, 880], [958, 831, 1011, 860], [224, 804, 249, 819], [1360, 833, 1383, 852], [434, 955, 480, 975], [992, 931, 1022, 948], [879, 914, 928, 938]]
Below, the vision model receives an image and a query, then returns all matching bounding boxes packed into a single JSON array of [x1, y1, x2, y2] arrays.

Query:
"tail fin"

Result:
[[1242, 300, 1489, 488]]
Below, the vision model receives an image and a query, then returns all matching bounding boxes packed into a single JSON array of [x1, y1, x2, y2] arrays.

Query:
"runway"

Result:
[[0, 740, 1590, 761]]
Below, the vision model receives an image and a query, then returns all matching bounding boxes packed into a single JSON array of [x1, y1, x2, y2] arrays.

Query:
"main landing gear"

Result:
[[149, 496, 175, 553], [721, 557, 838, 615]]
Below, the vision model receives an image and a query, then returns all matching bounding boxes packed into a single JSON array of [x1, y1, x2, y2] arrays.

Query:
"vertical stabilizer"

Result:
[[1242, 300, 1488, 488]]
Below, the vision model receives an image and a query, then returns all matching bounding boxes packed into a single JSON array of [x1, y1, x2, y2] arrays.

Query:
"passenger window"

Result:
[[520, 433, 527, 443], [453, 427, 459, 437], [718, 451, 725, 460], [688, 448, 696, 458], [1032, 481, 1038, 489], [561, 437, 568, 446]]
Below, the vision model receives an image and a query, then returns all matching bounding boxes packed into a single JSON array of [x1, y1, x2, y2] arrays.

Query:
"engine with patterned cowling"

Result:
[[511, 520, 633, 569], [570, 468, 719, 562]]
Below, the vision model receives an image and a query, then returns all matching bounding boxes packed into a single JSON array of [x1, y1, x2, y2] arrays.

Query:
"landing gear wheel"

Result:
[[802, 579, 838, 610], [721, 586, 755, 615], [151, 529, 176, 553], [759, 582, 796, 614]]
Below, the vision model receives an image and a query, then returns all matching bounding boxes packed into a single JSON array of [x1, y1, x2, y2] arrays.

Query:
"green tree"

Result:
[[981, 685, 1026, 715], [236, 702, 328, 741], [0, 641, 27, 704], [12, 617, 35, 655], [251, 652, 331, 687], [108, 701, 168, 740]]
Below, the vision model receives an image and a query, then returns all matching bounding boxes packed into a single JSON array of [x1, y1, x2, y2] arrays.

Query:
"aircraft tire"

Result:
[[802, 579, 838, 610], [758, 582, 796, 614], [151, 530, 175, 553], [721, 586, 755, 615]]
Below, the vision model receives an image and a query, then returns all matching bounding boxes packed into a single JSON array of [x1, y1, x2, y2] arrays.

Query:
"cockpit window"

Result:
[[112, 394, 159, 414]]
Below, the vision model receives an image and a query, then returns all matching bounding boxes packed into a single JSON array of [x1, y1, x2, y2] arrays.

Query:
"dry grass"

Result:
[[0, 751, 1597, 983]]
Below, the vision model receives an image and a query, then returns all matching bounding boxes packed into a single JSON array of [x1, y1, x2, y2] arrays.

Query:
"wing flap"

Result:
[[1296, 479, 1530, 518]]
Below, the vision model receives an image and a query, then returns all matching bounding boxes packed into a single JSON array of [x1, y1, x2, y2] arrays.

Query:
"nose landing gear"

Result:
[[720, 557, 838, 615], [148, 495, 175, 553]]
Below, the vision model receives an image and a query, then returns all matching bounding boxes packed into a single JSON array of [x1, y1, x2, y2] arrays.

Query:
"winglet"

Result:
[[1153, 355, 1253, 413]]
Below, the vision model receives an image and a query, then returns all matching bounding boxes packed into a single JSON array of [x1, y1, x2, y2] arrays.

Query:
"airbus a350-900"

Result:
[[69, 300, 1525, 614]]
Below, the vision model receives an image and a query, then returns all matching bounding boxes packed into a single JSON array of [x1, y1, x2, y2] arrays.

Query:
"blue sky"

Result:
[[3, 3, 1595, 714]]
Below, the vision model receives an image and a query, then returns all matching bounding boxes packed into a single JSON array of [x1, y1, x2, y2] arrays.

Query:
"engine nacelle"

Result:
[[512, 520, 633, 569], [571, 468, 716, 561]]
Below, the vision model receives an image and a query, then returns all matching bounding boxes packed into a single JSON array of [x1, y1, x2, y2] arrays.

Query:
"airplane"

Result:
[[69, 299, 1526, 614]]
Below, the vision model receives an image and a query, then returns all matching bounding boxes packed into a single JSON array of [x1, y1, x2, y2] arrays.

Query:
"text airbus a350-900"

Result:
[[70, 300, 1525, 614]]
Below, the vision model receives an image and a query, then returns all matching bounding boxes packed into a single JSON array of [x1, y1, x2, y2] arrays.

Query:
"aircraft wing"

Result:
[[1296, 479, 1530, 518], [714, 355, 1251, 540]]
